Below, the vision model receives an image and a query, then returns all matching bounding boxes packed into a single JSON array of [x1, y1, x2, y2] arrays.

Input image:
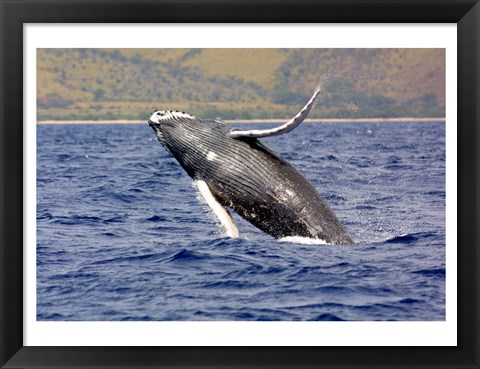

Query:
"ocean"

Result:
[[36, 120, 446, 321]]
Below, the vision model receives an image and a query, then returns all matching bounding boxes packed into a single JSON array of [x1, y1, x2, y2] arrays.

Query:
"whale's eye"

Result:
[[157, 112, 165, 116]]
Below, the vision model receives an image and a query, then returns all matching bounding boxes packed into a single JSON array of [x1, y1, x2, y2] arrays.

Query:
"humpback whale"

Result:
[[148, 88, 353, 245]]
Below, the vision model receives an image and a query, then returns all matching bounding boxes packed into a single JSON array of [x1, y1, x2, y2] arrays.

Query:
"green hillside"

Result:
[[37, 48, 445, 121]]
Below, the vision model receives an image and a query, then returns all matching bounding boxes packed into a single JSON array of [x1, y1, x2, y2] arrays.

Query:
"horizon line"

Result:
[[37, 117, 446, 125]]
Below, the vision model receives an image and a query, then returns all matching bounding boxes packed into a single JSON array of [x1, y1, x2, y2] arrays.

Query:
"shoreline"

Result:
[[38, 117, 446, 125]]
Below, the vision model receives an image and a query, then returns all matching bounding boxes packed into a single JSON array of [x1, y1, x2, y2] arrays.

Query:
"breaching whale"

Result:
[[148, 88, 353, 245]]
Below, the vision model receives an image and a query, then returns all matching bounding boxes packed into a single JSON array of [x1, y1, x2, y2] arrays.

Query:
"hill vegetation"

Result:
[[37, 48, 445, 121]]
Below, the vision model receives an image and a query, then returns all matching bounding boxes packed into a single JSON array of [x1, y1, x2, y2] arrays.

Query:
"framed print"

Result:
[[1, 0, 479, 368]]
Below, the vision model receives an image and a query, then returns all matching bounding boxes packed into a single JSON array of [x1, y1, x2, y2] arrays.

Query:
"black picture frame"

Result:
[[1, 1, 479, 368]]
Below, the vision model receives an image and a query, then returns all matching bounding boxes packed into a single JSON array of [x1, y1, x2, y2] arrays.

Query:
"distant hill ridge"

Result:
[[37, 48, 445, 120]]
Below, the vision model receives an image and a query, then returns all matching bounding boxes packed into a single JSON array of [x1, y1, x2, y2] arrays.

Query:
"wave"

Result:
[[398, 298, 421, 304], [51, 214, 127, 225], [202, 280, 261, 289], [91, 253, 162, 265], [309, 313, 345, 321], [147, 215, 169, 222], [384, 232, 434, 244], [166, 249, 210, 263], [412, 268, 446, 278]]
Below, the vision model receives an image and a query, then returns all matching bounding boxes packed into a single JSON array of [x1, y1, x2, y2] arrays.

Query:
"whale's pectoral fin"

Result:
[[229, 86, 321, 139], [196, 180, 239, 238]]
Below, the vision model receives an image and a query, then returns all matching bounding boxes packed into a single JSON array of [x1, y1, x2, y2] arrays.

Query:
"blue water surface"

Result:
[[37, 121, 446, 321]]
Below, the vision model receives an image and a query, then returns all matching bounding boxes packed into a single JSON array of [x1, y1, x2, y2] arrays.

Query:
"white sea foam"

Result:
[[278, 236, 328, 245]]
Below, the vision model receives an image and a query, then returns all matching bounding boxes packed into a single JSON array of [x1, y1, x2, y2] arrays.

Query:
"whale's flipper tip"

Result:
[[229, 87, 321, 139], [195, 180, 239, 238]]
